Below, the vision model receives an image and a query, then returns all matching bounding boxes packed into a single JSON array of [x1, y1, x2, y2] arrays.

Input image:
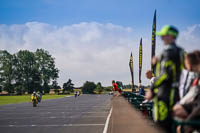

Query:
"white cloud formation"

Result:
[[178, 24, 200, 51], [0, 22, 199, 87]]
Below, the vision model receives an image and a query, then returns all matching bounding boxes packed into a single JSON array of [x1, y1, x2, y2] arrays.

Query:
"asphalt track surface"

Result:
[[0, 94, 112, 133]]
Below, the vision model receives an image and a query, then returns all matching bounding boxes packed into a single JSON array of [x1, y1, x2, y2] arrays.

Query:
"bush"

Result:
[[14, 85, 25, 95], [104, 86, 112, 92], [96, 82, 104, 94], [82, 81, 96, 94]]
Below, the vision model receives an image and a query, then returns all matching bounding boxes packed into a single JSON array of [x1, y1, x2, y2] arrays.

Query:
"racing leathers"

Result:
[[151, 43, 184, 130]]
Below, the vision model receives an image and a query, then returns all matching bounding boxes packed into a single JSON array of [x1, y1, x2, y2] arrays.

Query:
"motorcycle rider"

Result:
[[31, 91, 38, 107], [37, 91, 42, 102], [74, 91, 78, 98]]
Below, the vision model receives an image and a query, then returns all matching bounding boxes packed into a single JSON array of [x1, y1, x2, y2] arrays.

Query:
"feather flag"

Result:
[[151, 10, 156, 73], [129, 52, 134, 91], [139, 38, 143, 84]]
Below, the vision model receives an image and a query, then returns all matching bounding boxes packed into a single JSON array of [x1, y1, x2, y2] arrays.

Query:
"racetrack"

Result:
[[0, 94, 112, 133]]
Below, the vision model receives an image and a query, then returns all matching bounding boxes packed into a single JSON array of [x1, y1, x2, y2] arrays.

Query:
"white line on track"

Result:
[[0, 112, 108, 115], [103, 107, 113, 133], [0, 108, 110, 111], [0, 116, 107, 120], [0, 124, 105, 127]]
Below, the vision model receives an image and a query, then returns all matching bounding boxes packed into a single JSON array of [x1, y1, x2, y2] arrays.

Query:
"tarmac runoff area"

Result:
[[0, 94, 112, 133]]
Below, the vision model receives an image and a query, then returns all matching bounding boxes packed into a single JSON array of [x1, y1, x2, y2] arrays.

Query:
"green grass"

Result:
[[0, 94, 72, 105]]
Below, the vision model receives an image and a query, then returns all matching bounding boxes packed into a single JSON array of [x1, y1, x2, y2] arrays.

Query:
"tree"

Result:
[[14, 85, 25, 95], [96, 82, 104, 94], [123, 84, 137, 89], [63, 79, 74, 93], [35, 49, 59, 93], [0, 50, 15, 93], [51, 80, 60, 93], [82, 81, 96, 94], [14, 50, 38, 93], [0, 49, 60, 94]]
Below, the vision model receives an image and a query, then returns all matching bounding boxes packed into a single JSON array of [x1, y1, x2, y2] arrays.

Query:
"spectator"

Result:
[[112, 80, 119, 96], [145, 70, 156, 100], [173, 51, 200, 133], [146, 70, 156, 86], [138, 84, 145, 96], [147, 25, 185, 132], [116, 81, 123, 95], [178, 69, 197, 100]]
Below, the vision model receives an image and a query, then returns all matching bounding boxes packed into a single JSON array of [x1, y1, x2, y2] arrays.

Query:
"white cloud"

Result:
[[0, 22, 199, 87], [178, 24, 200, 52]]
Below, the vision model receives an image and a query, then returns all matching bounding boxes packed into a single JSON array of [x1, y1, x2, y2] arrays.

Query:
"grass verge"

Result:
[[0, 94, 72, 106]]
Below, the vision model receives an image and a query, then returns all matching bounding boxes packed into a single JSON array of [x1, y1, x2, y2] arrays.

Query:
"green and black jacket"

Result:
[[151, 43, 185, 104]]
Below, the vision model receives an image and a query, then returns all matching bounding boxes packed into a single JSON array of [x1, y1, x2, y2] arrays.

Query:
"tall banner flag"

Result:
[[129, 52, 134, 91], [139, 38, 143, 84], [151, 10, 156, 73]]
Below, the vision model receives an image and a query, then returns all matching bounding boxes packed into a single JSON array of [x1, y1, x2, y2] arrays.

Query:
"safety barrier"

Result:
[[122, 92, 153, 119], [122, 92, 200, 133], [172, 119, 200, 133]]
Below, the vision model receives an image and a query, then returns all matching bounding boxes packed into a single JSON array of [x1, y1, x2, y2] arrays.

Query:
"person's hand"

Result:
[[145, 89, 153, 100], [173, 104, 188, 119], [152, 56, 159, 65]]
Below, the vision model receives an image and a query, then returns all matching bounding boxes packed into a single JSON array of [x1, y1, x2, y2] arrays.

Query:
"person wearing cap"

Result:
[[146, 25, 185, 131]]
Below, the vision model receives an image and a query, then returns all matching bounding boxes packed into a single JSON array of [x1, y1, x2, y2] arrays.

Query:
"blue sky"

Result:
[[0, 0, 200, 86], [1, 0, 200, 30]]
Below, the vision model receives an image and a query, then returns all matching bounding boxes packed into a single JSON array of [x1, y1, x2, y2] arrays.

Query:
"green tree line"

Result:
[[0, 49, 59, 94], [82, 81, 106, 94]]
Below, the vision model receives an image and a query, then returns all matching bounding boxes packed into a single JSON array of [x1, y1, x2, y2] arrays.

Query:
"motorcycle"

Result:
[[31, 95, 38, 107], [37, 93, 42, 103], [74, 92, 78, 98]]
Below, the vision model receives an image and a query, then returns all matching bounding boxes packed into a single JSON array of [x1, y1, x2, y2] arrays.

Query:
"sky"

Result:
[[0, 0, 200, 87]]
